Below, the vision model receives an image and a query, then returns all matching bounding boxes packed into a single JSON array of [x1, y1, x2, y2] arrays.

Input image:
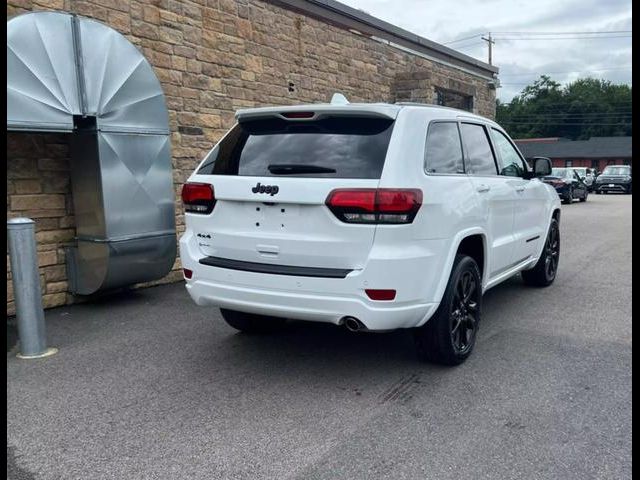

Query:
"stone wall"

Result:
[[7, 133, 74, 316], [6, 0, 496, 315]]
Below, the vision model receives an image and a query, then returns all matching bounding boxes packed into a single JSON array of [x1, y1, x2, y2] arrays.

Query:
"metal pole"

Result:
[[481, 32, 495, 65], [7, 218, 57, 359]]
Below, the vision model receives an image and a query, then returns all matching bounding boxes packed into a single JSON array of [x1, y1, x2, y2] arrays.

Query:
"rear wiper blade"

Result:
[[267, 164, 336, 174]]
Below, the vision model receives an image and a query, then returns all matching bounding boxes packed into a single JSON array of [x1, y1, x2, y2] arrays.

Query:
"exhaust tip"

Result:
[[343, 316, 365, 332]]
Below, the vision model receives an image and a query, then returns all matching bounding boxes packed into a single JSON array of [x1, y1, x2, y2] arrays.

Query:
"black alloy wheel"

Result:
[[414, 255, 482, 365], [543, 221, 560, 282], [450, 270, 479, 355], [522, 218, 560, 287]]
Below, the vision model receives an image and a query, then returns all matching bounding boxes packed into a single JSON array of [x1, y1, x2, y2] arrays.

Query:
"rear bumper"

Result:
[[185, 279, 437, 330], [179, 231, 446, 330]]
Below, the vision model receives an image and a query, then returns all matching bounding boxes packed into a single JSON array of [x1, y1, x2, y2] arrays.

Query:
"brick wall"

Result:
[[6, 0, 496, 315], [7, 133, 74, 316]]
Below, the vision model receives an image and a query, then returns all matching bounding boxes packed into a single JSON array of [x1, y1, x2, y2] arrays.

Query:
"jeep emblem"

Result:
[[252, 182, 279, 196]]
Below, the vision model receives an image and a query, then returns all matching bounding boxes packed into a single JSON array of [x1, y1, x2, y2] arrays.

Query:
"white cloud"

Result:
[[339, 0, 632, 101]]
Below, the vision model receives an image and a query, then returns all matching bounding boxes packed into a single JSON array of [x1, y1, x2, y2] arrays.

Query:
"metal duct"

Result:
[[7, 12, 176, 295]]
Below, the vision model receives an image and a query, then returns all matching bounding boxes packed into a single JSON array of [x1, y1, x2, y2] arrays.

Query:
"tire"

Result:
[[579, 191, 587, 202], [562, 189, 573, 204], [595, 190, 601, 194], [414, 255, 482, 366], [522, 218, 560, 287], [220, 308, 287, 333]]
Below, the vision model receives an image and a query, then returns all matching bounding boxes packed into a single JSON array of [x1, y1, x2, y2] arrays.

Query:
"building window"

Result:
[[565, 159, 573, 167], [435, 88, 473, 112]]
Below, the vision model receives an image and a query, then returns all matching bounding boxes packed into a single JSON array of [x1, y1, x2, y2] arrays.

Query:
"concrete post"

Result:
[[7, 218, 57, 359]]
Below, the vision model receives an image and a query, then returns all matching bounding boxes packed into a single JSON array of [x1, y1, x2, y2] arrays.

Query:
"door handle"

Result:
[[476, 184, 491, 193], [515, 186, 525, 193]]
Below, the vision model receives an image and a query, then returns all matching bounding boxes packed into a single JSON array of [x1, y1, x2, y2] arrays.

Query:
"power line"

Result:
[[443, 33, 487, 45], [500, 67, 632, 77], [505, 113, 633, 118], [498, 99, 632, 104], [498, 101, 633, 109], [443, 30, 632, 44], [492, 30, 632, 35], [452, 41, 485, 50], [510, 112, 632, 120], [493, 35, 631, 40], [500, 122, 631, 126]]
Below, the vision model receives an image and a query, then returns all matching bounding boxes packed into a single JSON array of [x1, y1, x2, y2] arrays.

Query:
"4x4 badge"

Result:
[[252, 182, 279, 196]]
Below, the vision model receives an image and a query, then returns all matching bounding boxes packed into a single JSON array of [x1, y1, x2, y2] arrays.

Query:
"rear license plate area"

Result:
[[249, 203, 300, 230]]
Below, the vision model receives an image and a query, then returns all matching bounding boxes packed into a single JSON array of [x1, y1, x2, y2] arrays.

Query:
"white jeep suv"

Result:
[[179, 99, 561, 365]]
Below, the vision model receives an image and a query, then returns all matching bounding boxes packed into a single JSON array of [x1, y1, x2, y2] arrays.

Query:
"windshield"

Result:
[[551, 168, 568, 177], [602, 166, 631, 176], [197, 117, 395, 179], [573, 168, 586, 175]]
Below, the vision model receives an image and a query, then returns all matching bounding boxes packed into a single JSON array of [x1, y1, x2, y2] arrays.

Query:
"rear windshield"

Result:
[[197, 116, 395, 178], [602, 166, 630, 175]]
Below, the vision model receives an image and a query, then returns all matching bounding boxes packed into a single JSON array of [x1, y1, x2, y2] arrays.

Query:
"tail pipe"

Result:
[[343, 316, 367, 332]]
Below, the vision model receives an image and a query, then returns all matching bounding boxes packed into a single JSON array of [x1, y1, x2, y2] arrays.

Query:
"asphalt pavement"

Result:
[[7, 193, 632, 480]]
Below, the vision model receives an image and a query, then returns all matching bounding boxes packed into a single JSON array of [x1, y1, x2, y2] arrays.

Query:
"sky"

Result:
[[339, 0, 632, 102]]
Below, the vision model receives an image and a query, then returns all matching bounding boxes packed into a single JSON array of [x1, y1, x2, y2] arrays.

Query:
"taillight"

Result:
[[181, 182, 215, 214], [325, 188, 422, 224], [183, 268, 193, 279], [365, 289, 396, 301]]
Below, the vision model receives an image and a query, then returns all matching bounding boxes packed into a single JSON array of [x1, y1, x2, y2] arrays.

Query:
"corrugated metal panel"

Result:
[[7, 12, 176, 295], [80, 18, 169, 134], [7, 12, 81, 131]]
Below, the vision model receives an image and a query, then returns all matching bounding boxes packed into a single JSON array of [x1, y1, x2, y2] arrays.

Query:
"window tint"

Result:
[[197, 117, 395, 179], [491, 129, 525, 177], [424, 122, 464, 174], [460, 123, 497, 176]]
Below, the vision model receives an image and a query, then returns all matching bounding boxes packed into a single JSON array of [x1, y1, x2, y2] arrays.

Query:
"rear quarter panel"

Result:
[[375, 108, 487, 307]]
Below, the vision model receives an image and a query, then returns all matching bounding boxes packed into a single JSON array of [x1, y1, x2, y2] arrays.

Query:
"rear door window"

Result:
[[197, 117, 395, 179], [460, 123, 498, 176], [424, 122, 464, 174]]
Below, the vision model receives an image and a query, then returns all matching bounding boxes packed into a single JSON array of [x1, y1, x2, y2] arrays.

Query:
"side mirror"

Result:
[[532, 157, 552, 177], [581, 176, 586, 181]]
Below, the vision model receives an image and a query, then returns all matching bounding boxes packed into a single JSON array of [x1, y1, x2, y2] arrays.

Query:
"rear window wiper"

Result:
[[267, 164, 337, 174]]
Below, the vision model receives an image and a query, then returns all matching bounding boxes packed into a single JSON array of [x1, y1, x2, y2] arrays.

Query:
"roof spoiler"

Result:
[[236, 99, 398, 123]]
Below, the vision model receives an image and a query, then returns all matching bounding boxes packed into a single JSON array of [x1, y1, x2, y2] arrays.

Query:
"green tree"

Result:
[[496, 76, 631, 140]]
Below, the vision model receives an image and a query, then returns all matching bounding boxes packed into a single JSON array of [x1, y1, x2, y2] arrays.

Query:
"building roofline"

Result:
[[266, 0, 499, 79]]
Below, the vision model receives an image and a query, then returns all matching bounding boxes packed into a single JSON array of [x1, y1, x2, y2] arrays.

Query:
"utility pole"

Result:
[[481, 32, 495, 65]]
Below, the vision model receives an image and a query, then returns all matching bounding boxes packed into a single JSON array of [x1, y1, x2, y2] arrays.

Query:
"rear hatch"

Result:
[[187, 108, 398, 271]]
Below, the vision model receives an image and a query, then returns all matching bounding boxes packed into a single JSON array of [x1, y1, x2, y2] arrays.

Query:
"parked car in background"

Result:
[[572, 167, 595, 191], [595, 165, 632, 194], [180, 100, 562, 366], [543, 168, 589, 204]]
